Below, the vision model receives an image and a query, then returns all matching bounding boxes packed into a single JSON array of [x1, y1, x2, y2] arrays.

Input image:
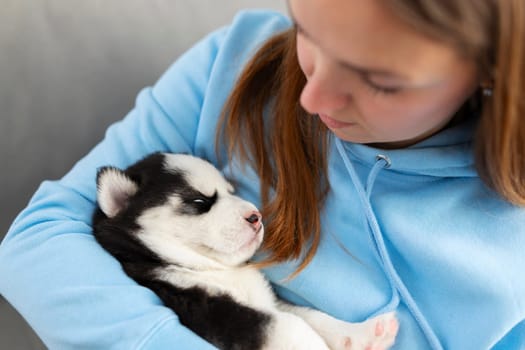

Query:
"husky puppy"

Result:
[[93, 152, 398, 350]]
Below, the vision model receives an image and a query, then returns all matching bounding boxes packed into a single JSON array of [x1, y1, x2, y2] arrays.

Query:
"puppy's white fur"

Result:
[[96, 153, 398, 350]]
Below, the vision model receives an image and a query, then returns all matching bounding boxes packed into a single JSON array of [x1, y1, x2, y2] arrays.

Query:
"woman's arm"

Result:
[[0, 23, 229, 350], [0, 10, 290, 348]]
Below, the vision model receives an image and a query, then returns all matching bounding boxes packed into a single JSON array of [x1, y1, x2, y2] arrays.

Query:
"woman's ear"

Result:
[[96, 166, 138, 218]]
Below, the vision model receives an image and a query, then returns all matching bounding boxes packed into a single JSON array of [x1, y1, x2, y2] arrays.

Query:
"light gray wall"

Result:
[[0, 1, 286, 349], [1, 0, 286, 237]]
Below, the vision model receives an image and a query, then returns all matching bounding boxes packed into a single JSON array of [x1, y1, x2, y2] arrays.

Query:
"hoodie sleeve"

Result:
[[0, 27, 226, 350], [0, 10, 290, 350]]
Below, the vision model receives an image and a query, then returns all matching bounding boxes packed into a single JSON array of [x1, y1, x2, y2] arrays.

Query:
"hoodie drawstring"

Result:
[[335, 138, 444, 350]]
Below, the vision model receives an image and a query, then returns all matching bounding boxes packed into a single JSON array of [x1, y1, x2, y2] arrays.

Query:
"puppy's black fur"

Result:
[[92, 153, 270, 350]]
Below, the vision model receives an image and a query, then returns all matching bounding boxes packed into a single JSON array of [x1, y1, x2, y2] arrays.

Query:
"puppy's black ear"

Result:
[[96, 166, 138, 218]]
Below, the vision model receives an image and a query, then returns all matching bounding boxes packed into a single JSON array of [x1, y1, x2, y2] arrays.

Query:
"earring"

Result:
[[482, 87, 493, 97]]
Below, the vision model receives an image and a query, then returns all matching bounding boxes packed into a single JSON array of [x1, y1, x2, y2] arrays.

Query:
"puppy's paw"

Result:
[[328, 312, 398, 350]]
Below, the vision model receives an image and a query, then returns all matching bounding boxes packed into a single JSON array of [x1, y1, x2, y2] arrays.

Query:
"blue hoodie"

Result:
[[1, 10, 524, 350]]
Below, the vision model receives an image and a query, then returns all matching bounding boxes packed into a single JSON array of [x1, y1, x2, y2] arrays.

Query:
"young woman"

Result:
[[1, 0, 524, 349]]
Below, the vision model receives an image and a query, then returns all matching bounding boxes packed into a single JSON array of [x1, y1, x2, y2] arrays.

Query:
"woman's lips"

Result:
[[318, 114, 355, 129]]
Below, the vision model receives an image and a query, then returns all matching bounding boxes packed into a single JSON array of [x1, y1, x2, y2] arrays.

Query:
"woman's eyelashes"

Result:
[[361, 75, 403, 96]]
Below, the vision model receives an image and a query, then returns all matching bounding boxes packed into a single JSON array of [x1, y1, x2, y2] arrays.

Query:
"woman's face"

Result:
[[289, 0, 480, 148]]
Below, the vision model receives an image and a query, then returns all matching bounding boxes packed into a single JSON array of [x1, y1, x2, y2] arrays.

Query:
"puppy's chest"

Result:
[[162, 266, 276, 310]]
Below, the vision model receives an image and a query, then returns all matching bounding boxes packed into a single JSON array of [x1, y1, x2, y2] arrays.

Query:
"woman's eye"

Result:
[[369, 83, 401, 95], [361, 75, 402, 96]]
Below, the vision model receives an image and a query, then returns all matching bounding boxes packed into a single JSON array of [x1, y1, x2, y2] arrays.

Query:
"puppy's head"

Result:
[[96, 153, 263, 267]]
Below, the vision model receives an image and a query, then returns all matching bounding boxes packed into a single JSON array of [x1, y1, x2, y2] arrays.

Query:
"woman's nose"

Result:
[[300, 72, 349, 116]]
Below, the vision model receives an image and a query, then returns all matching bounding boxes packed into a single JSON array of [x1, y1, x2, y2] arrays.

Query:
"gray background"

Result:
[[0, 1, 286, 348]]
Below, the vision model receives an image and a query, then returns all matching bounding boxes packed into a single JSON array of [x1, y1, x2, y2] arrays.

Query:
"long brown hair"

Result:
[[217, 1, 525, 273], [216, 30, 330, 274]]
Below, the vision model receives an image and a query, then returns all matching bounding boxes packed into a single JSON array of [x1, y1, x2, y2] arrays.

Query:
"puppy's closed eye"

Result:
[[182, 192, 217, 215]]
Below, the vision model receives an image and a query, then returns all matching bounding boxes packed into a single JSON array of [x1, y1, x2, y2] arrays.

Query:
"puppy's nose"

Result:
[[244, 211, 262, 231]]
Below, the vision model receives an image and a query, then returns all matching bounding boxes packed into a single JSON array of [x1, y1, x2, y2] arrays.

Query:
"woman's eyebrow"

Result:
[[287, 2, 408, 80]]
